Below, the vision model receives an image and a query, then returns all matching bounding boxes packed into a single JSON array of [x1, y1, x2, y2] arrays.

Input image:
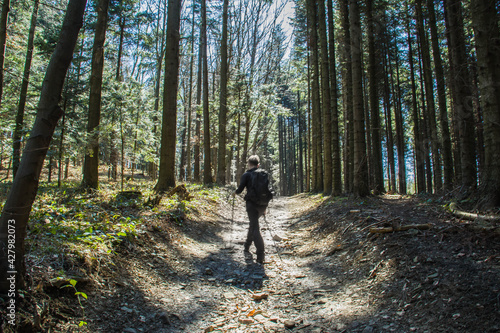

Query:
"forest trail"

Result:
[[81, 194, 500, 333], [87, 196, 331, 332]]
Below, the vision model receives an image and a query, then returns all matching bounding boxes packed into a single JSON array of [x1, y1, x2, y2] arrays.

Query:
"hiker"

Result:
[[233, 155, 273, 264]]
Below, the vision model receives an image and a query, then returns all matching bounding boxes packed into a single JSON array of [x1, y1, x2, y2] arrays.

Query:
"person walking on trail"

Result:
[[233, 155, 273, 264]]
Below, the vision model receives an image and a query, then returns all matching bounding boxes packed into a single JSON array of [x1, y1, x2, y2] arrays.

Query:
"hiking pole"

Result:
[[263, 213, 284, 264], [229, 195, 235, 249]]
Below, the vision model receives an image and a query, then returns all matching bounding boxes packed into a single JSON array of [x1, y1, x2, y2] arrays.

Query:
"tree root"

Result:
[[448, 202, 500, 222], [369, 224, 432, 234]]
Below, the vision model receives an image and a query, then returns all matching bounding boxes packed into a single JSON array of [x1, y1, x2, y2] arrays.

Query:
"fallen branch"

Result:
[[369, 224, 432, 234], [360, 218, 385, 232], [448, 202, 500, 222]]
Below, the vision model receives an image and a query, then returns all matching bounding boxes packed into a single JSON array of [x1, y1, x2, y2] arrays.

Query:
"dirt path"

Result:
[[84, 196, 326, 332], [83, 195, 500, 333]]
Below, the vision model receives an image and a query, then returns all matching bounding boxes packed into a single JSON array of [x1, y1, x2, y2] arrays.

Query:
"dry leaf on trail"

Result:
[[247, 309, 262, 317]]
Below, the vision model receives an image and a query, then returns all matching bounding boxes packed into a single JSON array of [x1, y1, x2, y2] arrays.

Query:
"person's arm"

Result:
[[234, 172, 249, 195]]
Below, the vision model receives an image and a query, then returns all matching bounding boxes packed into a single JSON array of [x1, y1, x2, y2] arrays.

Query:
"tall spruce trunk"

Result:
[[327, 0, 341, 195], [444, 0, 476, 191], [415, 0, 443, 193], [317, 0, 333, 194], [201, 0, 211, 184], [13, 0, 39, 178], [383, 47, 396, 192], [155, 0, 182, 192], [340, 0, 354, 193], [0, 0, 10, 107], [394, 51, 406, 193], [306, 0, 323, 192], [298, 91, 304, 193], [82, 0, 110, 189], [0, 0, 86, 294], [193, 16, 203, 183], [443, 2, 462, 185], [470, 0, 500, 205], [350, 0, 369, 196], [217, 0, 229, 184], [407, 3, 426, 193], [427, 0, 453, 190], [366, 0, 384, 194], [185, 0, 196, 181]]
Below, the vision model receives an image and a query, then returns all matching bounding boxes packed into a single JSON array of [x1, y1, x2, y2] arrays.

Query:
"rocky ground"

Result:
[[5, 193, 500, 332]]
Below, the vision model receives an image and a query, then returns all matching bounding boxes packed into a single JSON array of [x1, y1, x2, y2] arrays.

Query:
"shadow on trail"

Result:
[[194, 247, 268, 291], [84, 196, 272, 332], [283, 194, 500, 333]]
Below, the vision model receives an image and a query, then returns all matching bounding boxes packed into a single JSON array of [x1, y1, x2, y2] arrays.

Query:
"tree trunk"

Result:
[[407, 2, 425, 193], [217, 0, 229, 185], [58, 100, 66, 187], [12, 0, 39, 178], [0, 0, 10, 107], [155, 0, 182, 192], [201, 0, 211, 184], [471, 0, 500, 205], [383, 47, 396, 192], [179, 91, 188, 181], [350, 0, 369, 196], [415, 0, 443, 193], [394, 46, 406, 194], [444, 0, 477, 191], [298, 91, 304, 193], [186, 0, 195, 181], [82, 0, 110, 189], [340, 0, 353, 193], [317, 0, 332, 195], [151, 0, 168, 182], [427, 0, 453, 190], [306, 54, 311, 192], [306, 0, 323, 192], [327, 0, 341, 196], [0, 0, 86, 294], [366, 0, 384, 194], [194, 17, 203, 183]]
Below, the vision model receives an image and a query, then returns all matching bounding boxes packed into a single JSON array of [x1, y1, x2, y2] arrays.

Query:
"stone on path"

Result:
[[223, 292, 236, 299], [123, 328, 137, 333], [284, 319, 296, 328], [252, 292, 269, 300], [239, 317, 255, 324], [272, 234, 289, 241]]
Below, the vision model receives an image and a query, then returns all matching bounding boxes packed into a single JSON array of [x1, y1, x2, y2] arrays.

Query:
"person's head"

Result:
[[247, 155, 260, 169]]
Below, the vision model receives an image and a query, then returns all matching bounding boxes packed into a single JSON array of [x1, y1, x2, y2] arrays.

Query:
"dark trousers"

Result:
[[244, 201, 267, 259]]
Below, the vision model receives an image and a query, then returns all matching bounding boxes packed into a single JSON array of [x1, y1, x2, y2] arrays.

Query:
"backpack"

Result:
[[247, 169, 274, 206]]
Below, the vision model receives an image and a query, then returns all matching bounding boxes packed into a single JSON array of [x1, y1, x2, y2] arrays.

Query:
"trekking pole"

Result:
[[229, 195, 235, 248], [263, 212, 284, 264]]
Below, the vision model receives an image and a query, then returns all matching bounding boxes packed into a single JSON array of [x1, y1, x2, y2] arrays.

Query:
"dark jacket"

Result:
[[235, 167, 258, 201]]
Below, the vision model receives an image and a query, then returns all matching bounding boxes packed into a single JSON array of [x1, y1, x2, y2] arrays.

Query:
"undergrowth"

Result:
[[0, 180, 230, 278]]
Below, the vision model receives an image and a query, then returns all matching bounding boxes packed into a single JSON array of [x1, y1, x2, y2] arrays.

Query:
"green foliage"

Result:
[[61, 278, 88, 326]]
